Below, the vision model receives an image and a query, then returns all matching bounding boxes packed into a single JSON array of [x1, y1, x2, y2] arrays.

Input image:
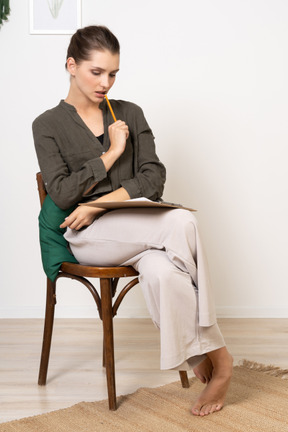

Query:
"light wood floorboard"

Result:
[[1, 318, 287, 423]]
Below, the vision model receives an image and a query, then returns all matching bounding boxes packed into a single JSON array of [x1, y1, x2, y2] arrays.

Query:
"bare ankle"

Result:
[[206, 347, 233, 369]]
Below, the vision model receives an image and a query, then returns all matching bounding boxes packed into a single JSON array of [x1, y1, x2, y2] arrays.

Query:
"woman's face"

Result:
[[67, 49, 120, 104]]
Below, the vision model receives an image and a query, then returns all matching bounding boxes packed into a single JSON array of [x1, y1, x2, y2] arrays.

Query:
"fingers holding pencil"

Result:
[[104, 120, 129, 169], [108, 120, 129, 142]]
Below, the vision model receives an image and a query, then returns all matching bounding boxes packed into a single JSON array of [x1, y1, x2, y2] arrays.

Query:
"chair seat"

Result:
[[61, 262, 139, 278]]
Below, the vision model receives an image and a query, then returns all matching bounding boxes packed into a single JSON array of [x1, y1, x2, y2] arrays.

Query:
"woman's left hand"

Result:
[[60, 206, 105, 231]]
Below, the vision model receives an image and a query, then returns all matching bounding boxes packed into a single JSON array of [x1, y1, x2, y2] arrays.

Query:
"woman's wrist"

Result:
[[100, 148, 121, 172]]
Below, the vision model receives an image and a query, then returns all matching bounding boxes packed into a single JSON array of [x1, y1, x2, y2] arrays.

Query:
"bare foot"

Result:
[[191, 347, 233, 416], [193, 357, 213, 384]]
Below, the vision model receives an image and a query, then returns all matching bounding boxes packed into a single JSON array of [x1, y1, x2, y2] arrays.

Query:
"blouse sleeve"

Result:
[[32, 116, 107, 210], [120, 103, 166, 201]]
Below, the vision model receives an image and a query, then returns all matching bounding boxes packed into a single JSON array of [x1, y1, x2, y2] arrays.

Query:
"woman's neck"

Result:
[[65, 88, 101, 114], [65, 90, 104, 136]]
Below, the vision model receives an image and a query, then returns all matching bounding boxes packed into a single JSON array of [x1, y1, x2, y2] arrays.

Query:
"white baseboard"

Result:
[[1, 306, 288, 319], [216, 306, 288, 319]]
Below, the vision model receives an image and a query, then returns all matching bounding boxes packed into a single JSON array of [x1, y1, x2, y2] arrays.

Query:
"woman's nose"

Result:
[[100, 74, 110, 88]]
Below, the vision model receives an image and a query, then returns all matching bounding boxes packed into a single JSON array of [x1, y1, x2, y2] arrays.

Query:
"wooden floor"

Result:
[[1, 318, 287, 423]]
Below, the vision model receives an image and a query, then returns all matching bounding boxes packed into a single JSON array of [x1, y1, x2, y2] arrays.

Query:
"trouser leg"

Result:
[[130, 249, 200, 369], [128, 249, 224, 370], [65, 208, 203, 288]]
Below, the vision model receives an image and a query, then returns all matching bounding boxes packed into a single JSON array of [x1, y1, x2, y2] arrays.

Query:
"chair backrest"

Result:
[[36, 172, 47, 208]]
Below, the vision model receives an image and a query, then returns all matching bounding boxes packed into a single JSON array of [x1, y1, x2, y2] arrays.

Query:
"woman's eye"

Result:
[[91, 72, 116, 77]]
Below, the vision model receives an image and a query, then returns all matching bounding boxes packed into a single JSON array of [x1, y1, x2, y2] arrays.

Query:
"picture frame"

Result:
[[29, 0, 82, 35]]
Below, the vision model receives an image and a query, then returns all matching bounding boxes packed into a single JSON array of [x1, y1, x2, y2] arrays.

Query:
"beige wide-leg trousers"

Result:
[[64, 208, 225, 370]]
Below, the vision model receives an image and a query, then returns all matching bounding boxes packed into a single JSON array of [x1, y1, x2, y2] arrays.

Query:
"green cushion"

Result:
[[38, 195, 78, 281]]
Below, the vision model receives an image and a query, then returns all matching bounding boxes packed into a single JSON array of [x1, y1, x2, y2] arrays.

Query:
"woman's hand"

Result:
[[60, 206, 105, 231], [60, 187, 130, 231], [100, 120, 129, 172], [108, 120, 129, 156]]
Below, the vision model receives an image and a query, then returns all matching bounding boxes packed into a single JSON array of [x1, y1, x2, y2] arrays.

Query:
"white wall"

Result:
[[0, 0, 287, 318]]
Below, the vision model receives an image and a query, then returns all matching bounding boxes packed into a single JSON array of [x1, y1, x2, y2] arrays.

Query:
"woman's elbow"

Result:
[[46, 188, 78, 210]]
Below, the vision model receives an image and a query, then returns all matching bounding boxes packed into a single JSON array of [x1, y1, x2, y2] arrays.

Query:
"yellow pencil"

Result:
[[105, 94, 117, 122]]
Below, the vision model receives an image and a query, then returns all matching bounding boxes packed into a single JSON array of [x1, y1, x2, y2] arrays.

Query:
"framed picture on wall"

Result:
[[29, 0, 82, 34]]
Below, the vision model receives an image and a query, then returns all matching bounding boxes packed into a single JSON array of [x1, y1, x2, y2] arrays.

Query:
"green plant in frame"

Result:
[[0, 0, 10, 26], [47, 0, 64, 19]]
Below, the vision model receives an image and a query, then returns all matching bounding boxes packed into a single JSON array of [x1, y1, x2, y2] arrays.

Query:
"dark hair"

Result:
[[66, 25, 120, 68]]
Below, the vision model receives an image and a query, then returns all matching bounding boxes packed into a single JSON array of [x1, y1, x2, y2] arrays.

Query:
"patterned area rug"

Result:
[[1, 361, 288, 432]]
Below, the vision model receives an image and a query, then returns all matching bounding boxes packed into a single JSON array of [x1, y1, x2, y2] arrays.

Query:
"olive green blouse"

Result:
[[33, 99, 166, 210]]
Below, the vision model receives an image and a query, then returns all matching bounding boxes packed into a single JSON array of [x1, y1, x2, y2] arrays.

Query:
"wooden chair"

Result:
[[36, 172, 189, 410]]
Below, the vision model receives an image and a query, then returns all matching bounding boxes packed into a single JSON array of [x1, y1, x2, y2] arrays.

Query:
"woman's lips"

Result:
[[95, 91, 106, 98]]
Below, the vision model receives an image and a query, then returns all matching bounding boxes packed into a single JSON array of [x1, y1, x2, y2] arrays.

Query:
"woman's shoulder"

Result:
[[109, 99, 145, 121], [33, 100, 72, 129], [110, 99, 143, 113]]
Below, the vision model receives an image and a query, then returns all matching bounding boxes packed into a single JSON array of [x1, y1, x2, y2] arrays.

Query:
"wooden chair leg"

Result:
[[101, 283, 106, 369], [100, 278, 117, 410], [179, 371, 190, 388], [38, 278, 56, 385], [102, 338, 106, 368]]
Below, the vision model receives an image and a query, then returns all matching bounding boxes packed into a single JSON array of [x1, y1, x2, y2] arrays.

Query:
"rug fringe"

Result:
[[239, 359, 288, 379]]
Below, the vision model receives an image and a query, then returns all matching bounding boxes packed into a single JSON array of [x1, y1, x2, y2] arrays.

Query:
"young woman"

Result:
[[33, 25, 233, 416]]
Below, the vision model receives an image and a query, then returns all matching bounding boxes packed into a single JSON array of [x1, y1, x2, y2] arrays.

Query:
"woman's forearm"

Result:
[[92, 187, 130, 203]]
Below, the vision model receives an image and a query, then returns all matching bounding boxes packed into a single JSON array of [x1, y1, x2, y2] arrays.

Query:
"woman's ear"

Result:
[[66, 57, 77, 76]]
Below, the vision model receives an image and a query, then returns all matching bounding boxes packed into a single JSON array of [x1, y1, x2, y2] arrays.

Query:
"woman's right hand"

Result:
[[100, 120, 129, 172], [108, 120, 129, 157]]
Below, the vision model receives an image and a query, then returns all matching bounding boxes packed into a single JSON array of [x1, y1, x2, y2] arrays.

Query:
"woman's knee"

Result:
[[174, 209, 198, 226], [163, 210, 198, 248]]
